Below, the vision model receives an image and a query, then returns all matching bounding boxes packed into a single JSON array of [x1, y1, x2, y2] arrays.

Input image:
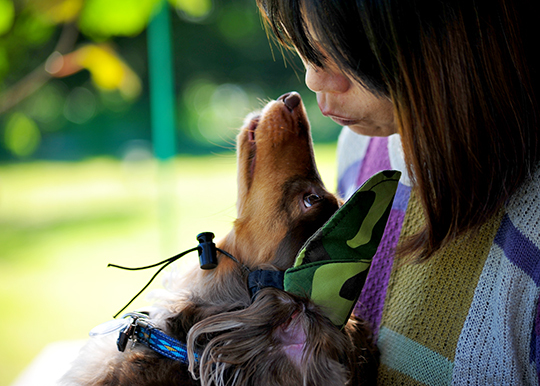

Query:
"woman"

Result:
[[256, 0, 540, 384]]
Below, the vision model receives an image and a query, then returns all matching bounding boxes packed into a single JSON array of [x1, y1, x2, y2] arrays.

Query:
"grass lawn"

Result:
[[0, 143, 337, 386]]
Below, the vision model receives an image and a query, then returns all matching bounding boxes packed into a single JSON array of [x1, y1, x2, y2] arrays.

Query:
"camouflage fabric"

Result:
[[284, 170, 401, 328]]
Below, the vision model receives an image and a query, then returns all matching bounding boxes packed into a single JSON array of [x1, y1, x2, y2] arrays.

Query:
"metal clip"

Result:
[[116, 312, 149, 352]]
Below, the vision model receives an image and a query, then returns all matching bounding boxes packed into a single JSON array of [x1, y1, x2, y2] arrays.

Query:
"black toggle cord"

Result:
[[109, 232, 249, 318]]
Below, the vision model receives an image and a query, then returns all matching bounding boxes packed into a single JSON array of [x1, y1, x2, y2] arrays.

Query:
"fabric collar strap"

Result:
[[248, 269, 285, 297], [116, 312, 198, 364]]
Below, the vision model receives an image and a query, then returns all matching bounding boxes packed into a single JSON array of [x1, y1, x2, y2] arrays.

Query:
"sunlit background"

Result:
[[0, 0, 342, 384]]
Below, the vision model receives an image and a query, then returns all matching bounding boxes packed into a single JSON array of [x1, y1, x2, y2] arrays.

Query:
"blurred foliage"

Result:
[[78, 0, 159, 38], [0, 0, 341, 161], [0, 0, 15, 36]]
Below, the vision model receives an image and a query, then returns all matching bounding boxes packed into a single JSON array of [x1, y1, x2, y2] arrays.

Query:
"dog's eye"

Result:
[[303, 193, 323, 208]]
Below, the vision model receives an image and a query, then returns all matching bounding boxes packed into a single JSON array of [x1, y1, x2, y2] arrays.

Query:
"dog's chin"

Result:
[[245, 114, 259, 178], [235, 112, 260, 196], [246, 114, 259, 143]]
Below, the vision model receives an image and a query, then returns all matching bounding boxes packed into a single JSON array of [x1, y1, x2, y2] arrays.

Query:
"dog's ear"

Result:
[[273, 193, 340, 270], [284, 170, 401, 328]]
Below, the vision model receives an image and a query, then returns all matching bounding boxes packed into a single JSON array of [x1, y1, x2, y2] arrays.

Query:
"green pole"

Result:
[[147, 1, 176, 160], [147, 1, 177, 255]]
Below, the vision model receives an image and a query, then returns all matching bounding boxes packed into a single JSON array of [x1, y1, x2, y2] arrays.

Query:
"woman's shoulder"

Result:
[[503, 165, 540, 251], [336, 127, 411, 199], [336, 127, 371, 179]]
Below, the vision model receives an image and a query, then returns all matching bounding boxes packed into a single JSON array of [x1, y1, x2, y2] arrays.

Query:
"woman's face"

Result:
[[302, 57, 397, 137]]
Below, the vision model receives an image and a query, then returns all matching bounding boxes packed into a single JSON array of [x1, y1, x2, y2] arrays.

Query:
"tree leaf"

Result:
[[79, 0, 161, 38], [0, 0, 14, 36]]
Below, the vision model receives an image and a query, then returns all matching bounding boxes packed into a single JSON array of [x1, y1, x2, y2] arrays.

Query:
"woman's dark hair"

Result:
[[257, 0, 539, 261]]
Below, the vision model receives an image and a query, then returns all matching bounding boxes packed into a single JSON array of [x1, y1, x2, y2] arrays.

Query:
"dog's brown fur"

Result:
[[60, 92, 378, 386]]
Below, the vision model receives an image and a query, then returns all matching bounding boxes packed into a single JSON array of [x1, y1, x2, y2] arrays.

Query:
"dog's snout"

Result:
[[279, 92, 301, 112]]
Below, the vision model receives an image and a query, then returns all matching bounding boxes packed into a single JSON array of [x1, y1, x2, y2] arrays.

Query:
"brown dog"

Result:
[[60, 92, 378, 386]]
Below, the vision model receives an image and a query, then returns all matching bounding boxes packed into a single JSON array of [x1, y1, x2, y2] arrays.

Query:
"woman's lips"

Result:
[[319, 102, 359, 126], [323, 111, 359, 126]]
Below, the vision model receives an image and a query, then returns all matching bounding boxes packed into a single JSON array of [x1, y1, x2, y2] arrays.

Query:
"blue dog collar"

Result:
[[115, 312, 198, 364]]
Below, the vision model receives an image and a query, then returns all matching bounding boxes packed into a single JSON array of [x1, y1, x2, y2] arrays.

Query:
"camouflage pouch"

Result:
[[283, 170, 401, 328]]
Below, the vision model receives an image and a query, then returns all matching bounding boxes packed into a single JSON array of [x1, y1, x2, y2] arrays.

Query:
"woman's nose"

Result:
[[305, 64, 350, 94]]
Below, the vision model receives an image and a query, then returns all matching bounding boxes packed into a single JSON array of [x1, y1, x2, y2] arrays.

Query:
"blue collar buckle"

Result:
[[116, 312, 150, 353], [116, 312, 197, 364]]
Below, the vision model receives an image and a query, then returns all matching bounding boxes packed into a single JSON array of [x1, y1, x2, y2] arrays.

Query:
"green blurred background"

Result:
[[0, 0, 342, 384]]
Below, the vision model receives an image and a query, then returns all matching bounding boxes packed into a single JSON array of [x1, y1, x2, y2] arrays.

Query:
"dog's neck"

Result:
[[185, 232, 253, 307]]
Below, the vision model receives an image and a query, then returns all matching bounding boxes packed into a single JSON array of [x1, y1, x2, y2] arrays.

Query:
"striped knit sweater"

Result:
[[337, 127, 540, 385]]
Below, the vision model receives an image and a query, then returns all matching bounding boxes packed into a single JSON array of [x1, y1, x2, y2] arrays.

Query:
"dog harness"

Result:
[[97, 170, 400, 363]]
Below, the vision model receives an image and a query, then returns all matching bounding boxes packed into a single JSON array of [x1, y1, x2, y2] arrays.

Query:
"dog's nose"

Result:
[[279, 92, 301, 111]]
